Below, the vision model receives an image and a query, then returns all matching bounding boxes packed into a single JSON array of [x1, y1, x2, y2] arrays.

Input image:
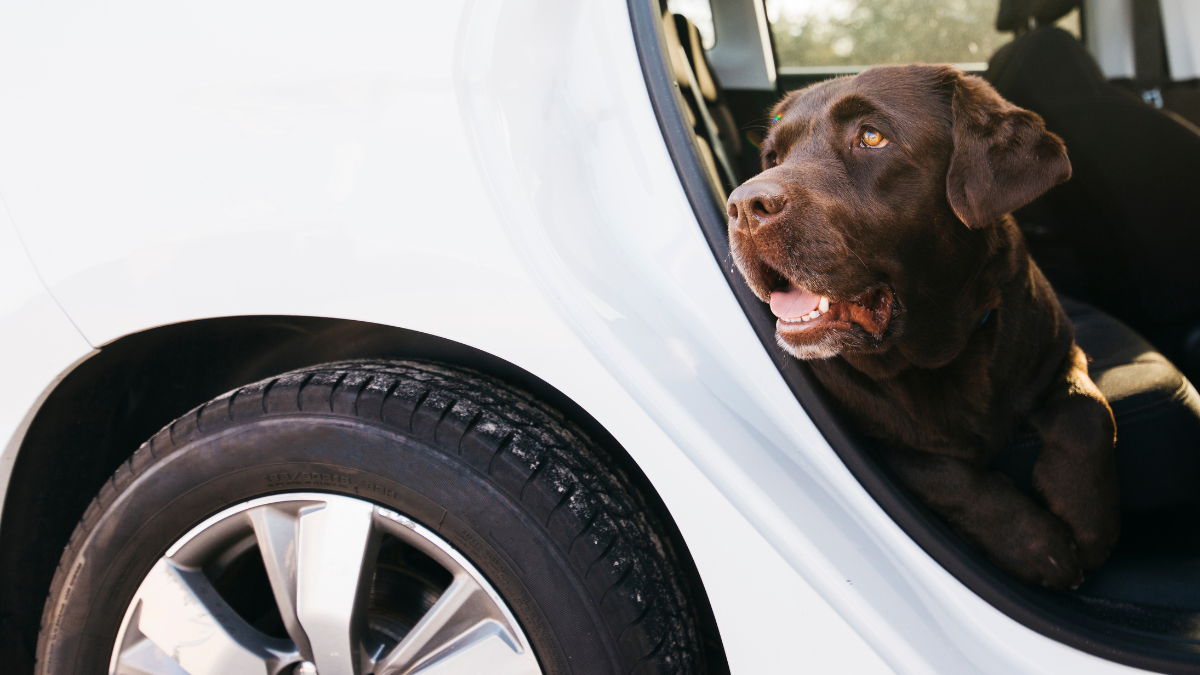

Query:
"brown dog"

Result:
[[728, 64, 1119, 589]]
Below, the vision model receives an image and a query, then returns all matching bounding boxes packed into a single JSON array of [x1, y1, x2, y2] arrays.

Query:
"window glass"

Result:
[[766, 0, 1012, 70], [668, 0, 716, 49]]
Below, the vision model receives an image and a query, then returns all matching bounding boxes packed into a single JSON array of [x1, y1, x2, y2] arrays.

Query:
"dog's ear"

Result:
[[944, 72, 1071, 228]]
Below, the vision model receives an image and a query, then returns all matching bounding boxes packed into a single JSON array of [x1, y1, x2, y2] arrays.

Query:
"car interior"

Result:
[[646, 0, 1200, 670]]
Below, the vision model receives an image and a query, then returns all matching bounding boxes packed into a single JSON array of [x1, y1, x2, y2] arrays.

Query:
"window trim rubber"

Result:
[[626, 1, 1200, 672]]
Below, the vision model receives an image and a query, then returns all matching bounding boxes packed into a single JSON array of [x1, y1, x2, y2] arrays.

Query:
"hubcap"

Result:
[[109, 493, 543, 675]]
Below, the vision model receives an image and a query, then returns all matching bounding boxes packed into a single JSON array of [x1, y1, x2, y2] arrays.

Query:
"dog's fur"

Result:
[[728, 65, 1119, 589]]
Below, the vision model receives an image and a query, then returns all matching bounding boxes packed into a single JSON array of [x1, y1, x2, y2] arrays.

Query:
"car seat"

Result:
[[988, 296, 1200, 628], [661, 8, 743, 200], [984, 2, 1200, 382]]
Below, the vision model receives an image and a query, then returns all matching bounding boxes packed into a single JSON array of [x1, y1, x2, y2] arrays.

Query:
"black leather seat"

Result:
[[999, 298, 1200, 511], [1066, 298, 1200, 516], [983, 12, 1200, 382], [995, 298, 1200, 608]]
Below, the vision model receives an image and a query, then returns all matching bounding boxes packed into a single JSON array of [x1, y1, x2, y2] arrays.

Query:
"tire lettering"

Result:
[[363, 482, 398, 499], [262, 468, 354, 488]]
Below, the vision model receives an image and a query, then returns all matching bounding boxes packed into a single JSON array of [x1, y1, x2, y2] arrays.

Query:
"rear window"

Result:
[[669, 0, 717, 49], [766, 0, 1080, 72]]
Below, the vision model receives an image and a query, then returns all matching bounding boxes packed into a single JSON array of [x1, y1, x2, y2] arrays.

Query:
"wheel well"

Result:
[[0, 316, 728, 673]]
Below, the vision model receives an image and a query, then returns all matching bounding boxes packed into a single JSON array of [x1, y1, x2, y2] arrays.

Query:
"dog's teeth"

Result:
[[801, 315, 811, 322], [807, 310, 821, 319], [819, 296, 830, 312]]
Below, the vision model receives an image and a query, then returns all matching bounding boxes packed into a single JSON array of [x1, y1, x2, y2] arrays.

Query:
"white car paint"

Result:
[[0, 200, 95, 519], [0, 1, 1159, 674]]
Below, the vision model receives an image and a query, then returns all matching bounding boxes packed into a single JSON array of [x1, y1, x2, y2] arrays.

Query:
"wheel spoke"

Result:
[[294, 497, 377, 675], [112, 603, 190, 675], [249, 503, 314, 658], [121, 559, 292, 675], [374, 576, 537, 675]]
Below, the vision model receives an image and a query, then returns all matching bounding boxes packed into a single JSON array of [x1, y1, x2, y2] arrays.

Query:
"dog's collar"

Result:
[[981, 310, 992, 326]]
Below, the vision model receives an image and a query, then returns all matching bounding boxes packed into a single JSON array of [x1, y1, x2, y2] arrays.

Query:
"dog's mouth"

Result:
[[770, 283, 893, 336]]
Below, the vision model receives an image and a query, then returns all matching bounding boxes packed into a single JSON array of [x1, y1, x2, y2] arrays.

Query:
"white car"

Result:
[[2, 1, 1198, 674]]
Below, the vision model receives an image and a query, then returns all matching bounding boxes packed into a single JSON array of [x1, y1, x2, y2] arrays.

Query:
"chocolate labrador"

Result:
[[727, 64, 1119, 589]]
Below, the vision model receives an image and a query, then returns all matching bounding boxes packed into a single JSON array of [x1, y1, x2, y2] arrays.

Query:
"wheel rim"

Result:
[[109, 492, 544, 675]]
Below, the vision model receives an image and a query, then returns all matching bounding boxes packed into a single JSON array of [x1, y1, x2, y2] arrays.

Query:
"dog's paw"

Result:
[[1071, 523, 1120, 574], [997, 509, 1084, 590]]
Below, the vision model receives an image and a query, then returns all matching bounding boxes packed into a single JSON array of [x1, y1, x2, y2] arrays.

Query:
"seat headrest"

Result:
[[987, 27, 1107, 104], [996, 0, 1078, 32], [662, 11, 719, 102]]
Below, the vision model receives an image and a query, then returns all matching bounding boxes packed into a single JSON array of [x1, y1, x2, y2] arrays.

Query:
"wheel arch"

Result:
[[0, 314, 728, 672]]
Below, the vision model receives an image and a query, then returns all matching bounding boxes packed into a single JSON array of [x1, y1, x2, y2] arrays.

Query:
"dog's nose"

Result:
[[727, 180, 789, 229]]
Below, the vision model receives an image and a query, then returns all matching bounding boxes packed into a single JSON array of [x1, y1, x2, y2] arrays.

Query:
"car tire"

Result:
[[36, 360, 704, 675]]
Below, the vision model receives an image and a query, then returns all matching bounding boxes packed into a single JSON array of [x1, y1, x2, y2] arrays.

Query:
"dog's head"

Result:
[[728, 65, 1070, 364]]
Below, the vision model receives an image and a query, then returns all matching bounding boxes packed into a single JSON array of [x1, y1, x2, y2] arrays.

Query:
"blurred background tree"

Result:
[[766, 0, 1011, 67], [668, 0, 1081, 71]]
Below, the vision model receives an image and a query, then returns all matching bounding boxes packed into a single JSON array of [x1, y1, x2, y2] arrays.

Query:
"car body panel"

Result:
[[0, 200, 95, 521], [0, 1, 1156, 673]]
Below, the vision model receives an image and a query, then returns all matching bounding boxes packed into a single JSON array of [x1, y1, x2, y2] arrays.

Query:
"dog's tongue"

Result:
[[770, 285, 820, 318]]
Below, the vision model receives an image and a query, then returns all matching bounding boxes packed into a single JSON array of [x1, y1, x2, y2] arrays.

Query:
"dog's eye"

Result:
[[764, 150, 777, 168], [859, 128, 889, 148]]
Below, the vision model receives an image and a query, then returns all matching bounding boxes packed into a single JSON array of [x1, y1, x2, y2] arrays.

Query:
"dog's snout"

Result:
[[727, 180, 789, 229]]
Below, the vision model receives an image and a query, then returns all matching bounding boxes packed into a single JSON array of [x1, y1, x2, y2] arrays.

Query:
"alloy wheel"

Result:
[[109, 492, 543, 675]]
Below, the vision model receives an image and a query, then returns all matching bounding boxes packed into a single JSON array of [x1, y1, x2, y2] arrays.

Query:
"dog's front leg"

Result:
[[881, 445, 1085, 588], [1029, 344, 1121, 573]]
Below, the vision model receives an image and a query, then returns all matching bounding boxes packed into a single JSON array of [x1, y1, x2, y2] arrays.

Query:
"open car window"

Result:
[[668, 0, 718, 48], [765, 0, 1079, 72]]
